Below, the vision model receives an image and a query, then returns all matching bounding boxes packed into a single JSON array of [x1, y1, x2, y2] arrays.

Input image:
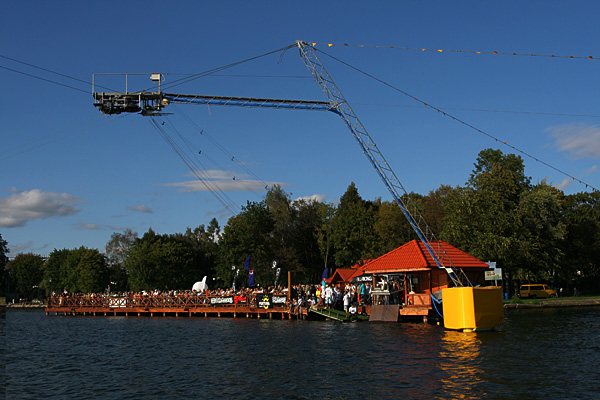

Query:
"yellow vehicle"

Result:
[[519, 284, 556, 299]]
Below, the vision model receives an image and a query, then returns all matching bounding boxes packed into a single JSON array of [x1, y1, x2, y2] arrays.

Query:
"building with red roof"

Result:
[[363, 239, 491, 291], [361, 240, 492, 320]]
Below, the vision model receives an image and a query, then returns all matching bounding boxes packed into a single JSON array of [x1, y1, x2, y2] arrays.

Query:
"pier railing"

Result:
[[47, 293, 288, 310]]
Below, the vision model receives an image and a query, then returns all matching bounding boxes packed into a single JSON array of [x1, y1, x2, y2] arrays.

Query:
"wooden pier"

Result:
[[45, 293, 301, 319]]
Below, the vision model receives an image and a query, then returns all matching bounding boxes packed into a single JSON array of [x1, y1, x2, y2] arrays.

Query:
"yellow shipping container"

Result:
[[442, 287, 504, 332]]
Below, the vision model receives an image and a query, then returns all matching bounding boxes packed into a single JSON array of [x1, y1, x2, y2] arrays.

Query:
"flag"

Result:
[[232, 269, 240, 291], [322, 268, 329, 280], [248, 269, 256, 287], [244, 255, 251, 270], [274, 267, 281, 288]]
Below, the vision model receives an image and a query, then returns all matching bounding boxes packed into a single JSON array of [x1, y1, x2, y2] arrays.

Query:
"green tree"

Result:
[[61, 247, 109, 293], [105, 228, 138, 291], [0, 233, 9, 297], [42, 248, 70, 294], [515, 181, 566, 282], [183, 218, 221, 281], [423, 185, 458, 238], [443, 149, 531, 293], [265, 185, 297, 273], [217, 201, 276, 289], [331, 183, 378, 266], [314, 201, 336, 271], [8, 253, 45, 299], [125, 229, 202, 291], [291, 198, 323, 282], [372, 200, 415, 255], [562, 191, 600, 293]]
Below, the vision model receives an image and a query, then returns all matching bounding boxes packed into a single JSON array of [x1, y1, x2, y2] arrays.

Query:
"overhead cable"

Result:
[[0, 54, 115, 92], [148, 118, 241, 215], [0, 115, 127, 161], [154, 44, 297, 92], [310, 42, 597, 60], [315, 48, 599, 192]]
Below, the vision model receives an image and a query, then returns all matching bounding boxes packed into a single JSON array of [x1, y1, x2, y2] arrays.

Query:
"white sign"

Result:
[[485, 270, 502, 281]]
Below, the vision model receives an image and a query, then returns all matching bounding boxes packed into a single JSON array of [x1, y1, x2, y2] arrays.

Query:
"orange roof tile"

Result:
[[363, 240, 490, 274], [329, 268, 356, 283]]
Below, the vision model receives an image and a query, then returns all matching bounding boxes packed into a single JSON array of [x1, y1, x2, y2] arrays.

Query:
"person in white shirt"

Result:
[[343, 290, 351, 312]]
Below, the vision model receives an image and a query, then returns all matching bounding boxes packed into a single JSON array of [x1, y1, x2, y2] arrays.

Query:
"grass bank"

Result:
[[504, 296, 600, 309]]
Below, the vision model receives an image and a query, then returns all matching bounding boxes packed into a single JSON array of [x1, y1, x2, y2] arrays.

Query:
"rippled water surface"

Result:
[[5, 307, 600, 399]]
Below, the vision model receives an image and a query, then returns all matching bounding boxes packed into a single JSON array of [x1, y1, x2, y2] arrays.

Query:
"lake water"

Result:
[[3, 306, 600, 399]]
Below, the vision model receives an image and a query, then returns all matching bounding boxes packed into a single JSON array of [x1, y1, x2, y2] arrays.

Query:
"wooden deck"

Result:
[[45, 293, 300, 319], [45, 293, 436, 322]]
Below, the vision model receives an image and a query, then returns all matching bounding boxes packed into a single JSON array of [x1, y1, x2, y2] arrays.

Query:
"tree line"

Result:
[[2, 148, 599, 300]]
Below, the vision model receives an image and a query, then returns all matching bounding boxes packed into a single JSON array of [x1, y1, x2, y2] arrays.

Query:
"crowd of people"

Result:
[[49, 278, 405, 315]]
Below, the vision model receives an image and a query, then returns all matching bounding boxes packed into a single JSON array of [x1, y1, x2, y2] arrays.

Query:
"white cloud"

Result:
[[0, 189, 82, 228], [294, 194, 327, 204], [73, 222, 125, 231], [555, 178, 571, 190], [74, 223, 101, 230], [8, 240, 33, 255], [163, 170, 289, 192], [547, 123, 600, 160], [127, 204, 153, 213]]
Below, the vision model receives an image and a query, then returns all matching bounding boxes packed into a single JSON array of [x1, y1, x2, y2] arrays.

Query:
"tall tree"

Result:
[[265, 185, 297, 272], [444, 149, 531, 292], [314, 201, 336, 272], [42, 248, 71, 294], [217, 201, 276, 289], [562, 191, 600, 293], [372, 199, 416, 255], [515, 181, 566, 282], [125, 229, 201, 291], [105, 228, 138, 291], [331, 183, 378, 266], [290, 198, 323, 282], [0, 233, 9, 297], [8, 253, 45, 299], [61, 247, 109, 293], [184, 218, 221, 280]]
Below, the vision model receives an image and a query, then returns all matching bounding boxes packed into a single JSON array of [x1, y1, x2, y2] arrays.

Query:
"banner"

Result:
[[248, 270, 256, 287], [244, 255, 251, 270], [209, 296, 234, 305], [352, 275, 372, 283], [271, 295, 287, 307], [257, 294, 287, 309], [233, 295, 247, 304], [257, 293, 271, 309]]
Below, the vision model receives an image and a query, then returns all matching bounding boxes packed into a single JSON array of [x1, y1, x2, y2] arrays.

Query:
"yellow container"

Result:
[[442, 287, 504, 332]]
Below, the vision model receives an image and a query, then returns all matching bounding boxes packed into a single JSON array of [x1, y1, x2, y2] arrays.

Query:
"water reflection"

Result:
[[438, 330, 484, 399]]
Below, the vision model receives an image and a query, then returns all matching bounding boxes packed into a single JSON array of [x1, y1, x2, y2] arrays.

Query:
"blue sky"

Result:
[[2, 1, 599, 257]]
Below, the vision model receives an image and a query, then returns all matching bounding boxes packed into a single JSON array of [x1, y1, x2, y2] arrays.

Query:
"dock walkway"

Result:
[[308, 305, 369, 321], [45, 293, 298, 319]]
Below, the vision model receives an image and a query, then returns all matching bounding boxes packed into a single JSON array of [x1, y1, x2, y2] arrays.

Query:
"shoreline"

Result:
[[504, 298, 600, 309], [5, 298, 600, 311]]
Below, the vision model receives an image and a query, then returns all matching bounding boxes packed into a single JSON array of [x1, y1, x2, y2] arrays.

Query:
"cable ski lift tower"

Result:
[[295, 41, 467, 287], [91, 41, 470, 287]]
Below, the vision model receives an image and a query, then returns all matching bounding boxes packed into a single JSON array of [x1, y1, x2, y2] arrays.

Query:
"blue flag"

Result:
[[244, 255, 251, 270], [248, 270, 256, 287], [322, 268, 329, 280]]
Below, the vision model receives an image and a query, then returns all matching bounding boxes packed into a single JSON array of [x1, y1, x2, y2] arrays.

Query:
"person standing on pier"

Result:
[[343, 290, 351, 312]]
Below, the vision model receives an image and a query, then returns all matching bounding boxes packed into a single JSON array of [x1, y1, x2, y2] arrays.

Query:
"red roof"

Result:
[[328, 268, 356, 283], [363, 240, 490, 273]]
